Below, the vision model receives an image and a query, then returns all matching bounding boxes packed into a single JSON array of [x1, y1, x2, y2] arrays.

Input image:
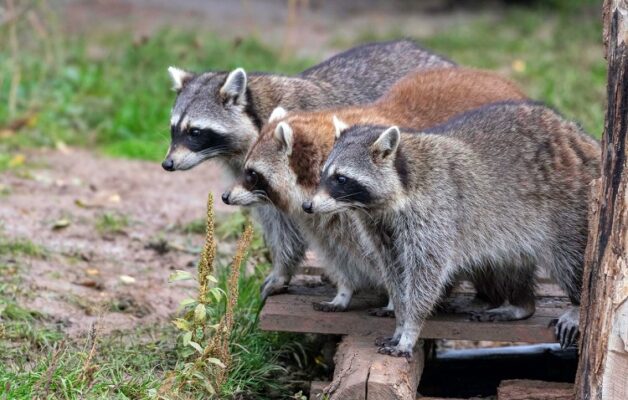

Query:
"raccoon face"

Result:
[[308, 125, 402, 214], [222, 120, 301, 212], [162, 67, 259, 171]]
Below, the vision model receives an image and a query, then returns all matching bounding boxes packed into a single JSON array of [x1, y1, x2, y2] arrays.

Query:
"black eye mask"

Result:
[[323, 174, 373, 205], [243, 168, 269, 193]]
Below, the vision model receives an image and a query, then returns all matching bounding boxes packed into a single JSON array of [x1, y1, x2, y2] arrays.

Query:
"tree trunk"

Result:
[[575, 1, 628, 399]]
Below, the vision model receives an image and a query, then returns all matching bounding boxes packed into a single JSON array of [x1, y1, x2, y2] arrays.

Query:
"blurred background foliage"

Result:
[[1, 0, 605, 166]]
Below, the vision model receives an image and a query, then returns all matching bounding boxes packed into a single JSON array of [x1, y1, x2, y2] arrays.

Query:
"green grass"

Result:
[[94, 212, 130, 235], [0, 236, 47, 258]]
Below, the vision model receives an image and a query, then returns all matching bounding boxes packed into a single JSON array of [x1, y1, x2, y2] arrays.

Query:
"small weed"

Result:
[[0, 236, 46, 258], [94, 212, 129, 235]]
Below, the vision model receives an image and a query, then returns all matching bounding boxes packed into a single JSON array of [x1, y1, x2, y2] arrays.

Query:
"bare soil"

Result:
[[0, 148, 235, 336]]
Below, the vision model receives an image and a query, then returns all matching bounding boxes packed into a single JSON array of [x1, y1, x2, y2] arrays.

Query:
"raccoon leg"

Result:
[[551, 306, 580, 348], [379, 251, 450, 359], [313, 284, 352, 312], [543, 246, 583, 347], [368, 298, 395, 318], [256, 207, 307, 301]]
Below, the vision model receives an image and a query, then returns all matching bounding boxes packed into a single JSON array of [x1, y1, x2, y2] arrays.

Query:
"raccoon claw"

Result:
[[368, 307, 395, 318], [377, 345, 412, 359], [313, 301, 347, 312], [551, 307, 580, 348], [260, 274, 289, 301], [374, 336, 399, 347]]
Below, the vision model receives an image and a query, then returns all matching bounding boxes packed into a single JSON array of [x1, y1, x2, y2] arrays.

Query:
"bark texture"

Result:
[[575, 1, 628, 399]]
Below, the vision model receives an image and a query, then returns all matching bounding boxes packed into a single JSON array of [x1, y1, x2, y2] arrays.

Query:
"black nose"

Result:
[[162, 158, 175, 171], [222, 192, 231, 205], [302, 201, 313, 213]]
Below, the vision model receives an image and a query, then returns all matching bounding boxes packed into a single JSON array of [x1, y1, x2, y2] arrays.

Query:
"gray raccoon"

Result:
[[162, 40, 454, 299], [309, 101, 600, 356]]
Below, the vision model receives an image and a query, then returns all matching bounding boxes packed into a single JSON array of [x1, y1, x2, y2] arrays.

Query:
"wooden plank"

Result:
[[497, 380, 573, 400], [322, 335, 424, 400], [260, 285, 570, 343]]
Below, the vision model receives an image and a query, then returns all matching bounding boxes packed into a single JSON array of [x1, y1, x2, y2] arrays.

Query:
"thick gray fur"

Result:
[[166, 40, 454, 299], [317, 101, 600, 356]]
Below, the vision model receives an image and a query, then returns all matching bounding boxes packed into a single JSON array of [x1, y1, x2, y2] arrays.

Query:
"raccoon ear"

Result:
[[269, 106, 288, 123], [274, 122, 294, 156], [220, 68, 248, 106], [332, 115, 349, 139], [372, 126, 400, 160], [168, 66, 192, 91]]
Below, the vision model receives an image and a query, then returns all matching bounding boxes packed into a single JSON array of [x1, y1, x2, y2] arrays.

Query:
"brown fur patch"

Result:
[[250, 67, 528, 203]]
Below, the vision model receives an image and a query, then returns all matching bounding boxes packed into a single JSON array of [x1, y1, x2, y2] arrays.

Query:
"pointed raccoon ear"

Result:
[[274, 122, 294, 156], [220, 68, 247, 106], [168, 66, 192, 91], [332, 115, 349, 139], [371, 126, 400, 160], [269, 106, 288, 123]]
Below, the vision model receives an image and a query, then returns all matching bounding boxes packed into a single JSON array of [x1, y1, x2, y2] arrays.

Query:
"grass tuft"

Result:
[[94, 212, 129, 235]]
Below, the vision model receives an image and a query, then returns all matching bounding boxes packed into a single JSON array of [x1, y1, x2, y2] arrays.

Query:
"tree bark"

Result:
[[575, 1, 628, 399]]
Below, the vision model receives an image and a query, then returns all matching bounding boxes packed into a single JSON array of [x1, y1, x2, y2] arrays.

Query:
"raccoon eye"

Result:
[[188, 128, 201, 137], [245, 169, 258, 185], [335, 175, 347, 185]]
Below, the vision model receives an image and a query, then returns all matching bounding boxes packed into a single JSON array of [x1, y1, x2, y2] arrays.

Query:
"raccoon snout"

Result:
[[302, 201, 313, 214], [161, 158, 175, 171], [221, 192, 231, 205]]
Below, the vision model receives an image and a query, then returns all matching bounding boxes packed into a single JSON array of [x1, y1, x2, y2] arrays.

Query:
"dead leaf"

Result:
[[86, 268, 100, 276], [119, 275, 136, 284], [8, 154, 25, 168], [52, 219, 71, 230], [512, 59, 526, 73]]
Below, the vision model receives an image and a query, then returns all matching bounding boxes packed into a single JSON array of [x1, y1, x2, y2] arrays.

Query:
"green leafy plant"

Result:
[[161, 193, 254, 398]]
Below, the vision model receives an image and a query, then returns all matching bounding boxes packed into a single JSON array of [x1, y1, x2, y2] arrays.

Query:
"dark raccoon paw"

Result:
[[469, 311, 501, 322], [550, 317, 579, 349], [260, 275, 288, 301], [312, 301, 346, 312], [377, 345, 412, 359], [374, 336, 399, 347], [367, 307, 395, 318]]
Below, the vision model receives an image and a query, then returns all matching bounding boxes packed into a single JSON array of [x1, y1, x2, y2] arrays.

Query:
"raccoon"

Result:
[[308, 101, 600, 356], [222, 68, 527, 312], [163, 40, 454, 300]]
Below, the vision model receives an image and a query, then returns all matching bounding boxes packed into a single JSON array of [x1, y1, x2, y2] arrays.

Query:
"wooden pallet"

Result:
[[264, 272, 571, 400]]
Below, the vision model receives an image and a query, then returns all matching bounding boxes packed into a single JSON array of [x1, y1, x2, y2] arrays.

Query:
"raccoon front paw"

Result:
[[551, 307, 580, 349], [377, 345, 412, 359], [374, 336, 399, 347], [368, 307, 395, 318], [313, 301, 347, 312], [469, 311, 503, 322], [260, 273, 289, 301]]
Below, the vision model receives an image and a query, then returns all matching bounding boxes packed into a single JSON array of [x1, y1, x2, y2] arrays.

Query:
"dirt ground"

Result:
[[0, 148, 235, 336]]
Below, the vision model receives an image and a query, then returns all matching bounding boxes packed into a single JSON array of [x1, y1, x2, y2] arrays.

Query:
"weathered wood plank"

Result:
[[497, 380, 573, 400], [322, 335, 424, 400], [260, 286, 569, 343]]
